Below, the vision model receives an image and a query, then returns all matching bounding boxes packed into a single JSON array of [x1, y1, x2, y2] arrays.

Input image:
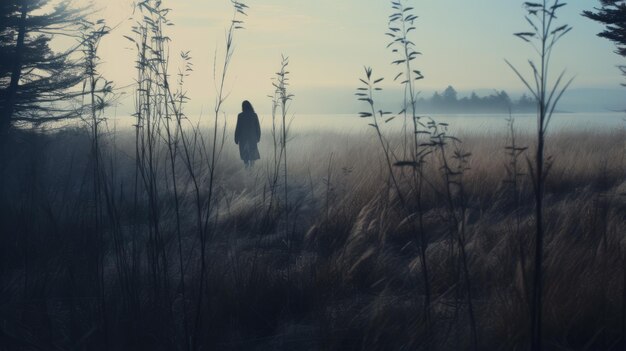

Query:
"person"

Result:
[[234, 100, 261, 168]]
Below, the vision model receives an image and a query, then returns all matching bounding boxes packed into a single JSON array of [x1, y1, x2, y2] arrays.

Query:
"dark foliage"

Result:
[[0, 0, 86, 133], [417, 86, 536, 114], [583, 1, 626, 83]]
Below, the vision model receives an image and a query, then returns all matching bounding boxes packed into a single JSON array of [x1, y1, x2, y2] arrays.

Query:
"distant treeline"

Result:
[[415, 86, 535, 114]]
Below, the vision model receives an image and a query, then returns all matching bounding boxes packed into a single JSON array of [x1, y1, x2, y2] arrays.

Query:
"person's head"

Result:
[[242, 100, 254, 113]]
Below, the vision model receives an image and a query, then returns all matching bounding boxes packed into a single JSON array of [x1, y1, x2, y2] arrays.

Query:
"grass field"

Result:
[[0, 124, 624, 350]]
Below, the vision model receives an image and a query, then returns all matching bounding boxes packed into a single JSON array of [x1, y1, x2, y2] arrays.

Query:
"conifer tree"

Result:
[[583, 1, 626, 83], [0, 0, 86, 134]]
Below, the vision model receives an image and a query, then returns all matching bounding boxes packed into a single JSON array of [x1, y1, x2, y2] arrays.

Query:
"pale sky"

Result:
[[72, 0, 623, 114]]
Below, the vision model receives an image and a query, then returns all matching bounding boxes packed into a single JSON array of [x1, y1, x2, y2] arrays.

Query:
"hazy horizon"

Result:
[[63, 0, 625, 115]]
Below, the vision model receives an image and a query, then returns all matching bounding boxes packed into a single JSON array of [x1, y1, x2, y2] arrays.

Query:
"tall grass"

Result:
[[125, 0, 249, 348], [356, 67, 404, 205], [268, 55, 296, 288], [81, 19, 115, 346], [506, 1, 573, 349], [0, 127, 624, 349], [357, 2, 485, 347]]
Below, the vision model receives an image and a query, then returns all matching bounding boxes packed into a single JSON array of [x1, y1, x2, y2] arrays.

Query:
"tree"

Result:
[[442, 85, 458, 105], [0, 0, 86, 134], [469, 91, 480, 103], [583, 1, 626, 83], [431, 91, 443, 110], [516, 93, 535, 112], [0, 3, 16, 87], [495, 90, 512, 111]]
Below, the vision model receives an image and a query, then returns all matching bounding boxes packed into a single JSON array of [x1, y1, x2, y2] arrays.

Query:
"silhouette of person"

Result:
[[235, 100, 261, 168]]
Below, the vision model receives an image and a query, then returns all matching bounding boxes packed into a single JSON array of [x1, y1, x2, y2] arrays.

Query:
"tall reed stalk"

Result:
[[428, 121, 477, 350], [159, 45, 193, 350], [506, 1, 573, 349], [356, 67, 404, 206], [265, 74, 282, 229], [504, 116, 530, 300], [272, 56, 294, 245], [130, 1, 169, 309], [192, 2, 248, 343], [126, 1, 249, 347], [81, 19, 114, 344], [386, 0, 432, 335]]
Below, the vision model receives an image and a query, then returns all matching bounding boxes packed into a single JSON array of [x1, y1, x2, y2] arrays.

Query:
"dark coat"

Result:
[[234, 111, 261, 161]]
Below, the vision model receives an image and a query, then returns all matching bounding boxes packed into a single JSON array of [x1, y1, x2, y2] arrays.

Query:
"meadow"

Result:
[[1, 0, 626, 350], [0, 122, 624, 350]]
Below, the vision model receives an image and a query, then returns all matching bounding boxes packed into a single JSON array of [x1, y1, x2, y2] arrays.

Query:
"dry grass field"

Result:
[[0, 124, 624, 350]]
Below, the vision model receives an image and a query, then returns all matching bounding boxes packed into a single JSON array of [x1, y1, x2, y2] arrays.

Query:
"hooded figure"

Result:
[[234, 100, 261, 168]]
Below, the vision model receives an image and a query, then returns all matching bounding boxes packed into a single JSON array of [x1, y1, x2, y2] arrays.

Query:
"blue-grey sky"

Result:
[[83, 0, 623, 114]]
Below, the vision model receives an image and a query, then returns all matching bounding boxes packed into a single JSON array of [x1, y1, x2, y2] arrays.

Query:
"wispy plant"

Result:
[[80, 19, 115, 343], [161, 48, 193, 351], [271, 55, 295, 283], [504, 116, 528, 210], [356, 67, 404, 206], [427, 120, 477, 350], [506, 1, 573, 349], [386, 1, 433, 334], [125, 0, 250, 348], [130, 1, 167, 311], [387, 0, 424, 160], [193, 1, 249, 344], [504, 116, 530, 301]]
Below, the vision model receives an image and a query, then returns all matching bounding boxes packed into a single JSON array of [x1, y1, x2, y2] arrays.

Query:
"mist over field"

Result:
[[0, 1, 625, 350]]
